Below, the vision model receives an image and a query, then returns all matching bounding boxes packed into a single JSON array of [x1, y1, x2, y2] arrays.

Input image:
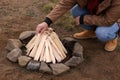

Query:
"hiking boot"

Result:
[[73, 30, 96, 39], [104, 37, 118, 51]]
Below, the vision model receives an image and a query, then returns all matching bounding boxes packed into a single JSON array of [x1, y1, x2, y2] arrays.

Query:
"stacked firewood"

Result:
[[25, 28, 67, 64]]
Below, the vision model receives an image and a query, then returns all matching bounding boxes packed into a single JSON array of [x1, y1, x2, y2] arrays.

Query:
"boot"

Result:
[[73, 30, 96, 39], [104, 37, 118, 51]]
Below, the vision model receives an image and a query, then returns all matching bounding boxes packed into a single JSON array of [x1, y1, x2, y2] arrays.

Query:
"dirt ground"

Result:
[[0, 0, 120, 80]]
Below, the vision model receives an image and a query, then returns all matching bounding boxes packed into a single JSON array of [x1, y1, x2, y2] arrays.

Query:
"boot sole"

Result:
[[104, 37, 119, 52], [73, 36, 96, 39], [104, 48, 116, 52]]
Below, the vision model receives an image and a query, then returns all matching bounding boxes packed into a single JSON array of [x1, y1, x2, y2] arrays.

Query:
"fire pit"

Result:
[[5, 29, 84, 75]]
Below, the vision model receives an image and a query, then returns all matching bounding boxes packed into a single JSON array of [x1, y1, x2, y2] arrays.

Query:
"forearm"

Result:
[[46, 0, 76, 23]]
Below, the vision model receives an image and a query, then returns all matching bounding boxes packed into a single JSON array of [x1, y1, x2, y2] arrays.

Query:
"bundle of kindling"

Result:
[[25, 28, 67, 64]]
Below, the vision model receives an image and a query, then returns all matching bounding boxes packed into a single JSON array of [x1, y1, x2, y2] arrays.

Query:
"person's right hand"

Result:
[[36, 22, 48, 34], [75, 16, 80, 26]]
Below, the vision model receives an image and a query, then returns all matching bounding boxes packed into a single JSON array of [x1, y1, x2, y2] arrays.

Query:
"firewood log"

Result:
[[29, 34, 41, 57], [48, 37, 64, 60], [34, 33, 48, 61], [39, 41, 45, 62], [52, 32, 67, 53], [50, 33, 66, 58], [44, 39, 52, 63], [26, 35, 36, 49], [47, 39, 56, 64], [51, 43, 62, 62], [26, 35, 37, 55]]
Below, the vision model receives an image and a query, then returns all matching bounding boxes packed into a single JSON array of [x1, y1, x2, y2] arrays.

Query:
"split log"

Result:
[[39, 41, 45, 61], [52, 32, 67, 53], [34, 34, 47, 61], [51, 43, 62, 62], [44, 39, 52, 63], [47, 39, 56, 64], [26, 35, 36, 49], [48, 36, 64, 59], [50, 33, 66, 58], [26, 35, 37, 55], [29, 34, 41, 57]]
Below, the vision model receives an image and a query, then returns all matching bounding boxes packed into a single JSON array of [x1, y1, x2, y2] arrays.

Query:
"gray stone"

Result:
[[27, 60, 40, 71], [39, 62, 52, 74], [73, 42, 84, 60], [5, 39, 23, 51], [18, 56, 32, 67], [62, 37, 77, 42], [19, 31, 35, 40], [7, 48, 22, 62], [65, 56, 84, 67], [62, 37, 77, 54], [50, 63, 70, 75], [19, 31, 35, 44]]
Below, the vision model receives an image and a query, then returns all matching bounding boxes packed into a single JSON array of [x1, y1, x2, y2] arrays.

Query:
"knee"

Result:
[[71, 5, 88, 18], [95, 27, 109, 42], [70, 6, 76, 13]]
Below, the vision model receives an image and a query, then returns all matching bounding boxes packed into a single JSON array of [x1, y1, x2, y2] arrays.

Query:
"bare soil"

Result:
[[0, 0, 120, 80]]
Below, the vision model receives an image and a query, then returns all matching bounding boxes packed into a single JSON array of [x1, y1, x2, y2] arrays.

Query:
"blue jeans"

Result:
[[71, 5, 119, 42]]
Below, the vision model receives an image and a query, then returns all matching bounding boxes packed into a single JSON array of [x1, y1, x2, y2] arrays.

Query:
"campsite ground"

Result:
[[0, 0, 120, 80]]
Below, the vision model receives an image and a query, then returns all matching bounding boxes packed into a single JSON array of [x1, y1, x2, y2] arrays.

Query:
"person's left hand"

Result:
[[75, 16, 80, 26]]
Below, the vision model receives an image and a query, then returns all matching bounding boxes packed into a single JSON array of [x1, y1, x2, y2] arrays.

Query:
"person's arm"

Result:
[[81, 0, 120, 26], [46, 0, 76, 23], [36, 0, 76, 33]]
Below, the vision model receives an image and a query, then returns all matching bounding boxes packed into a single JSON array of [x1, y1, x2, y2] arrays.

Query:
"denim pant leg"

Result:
[[71, 5, 94, 30], [95, 22, 119, 42]]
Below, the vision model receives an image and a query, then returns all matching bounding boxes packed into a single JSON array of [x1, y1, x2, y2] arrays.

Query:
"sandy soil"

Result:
[[0, 0, 120, 80]]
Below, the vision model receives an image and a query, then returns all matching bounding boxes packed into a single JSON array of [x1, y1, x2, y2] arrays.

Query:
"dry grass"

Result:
[[26, 9, 37, 17]]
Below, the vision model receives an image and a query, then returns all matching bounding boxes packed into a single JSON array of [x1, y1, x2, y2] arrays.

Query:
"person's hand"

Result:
[[36, 22, 48, 34], [75, 16, 80, 26]]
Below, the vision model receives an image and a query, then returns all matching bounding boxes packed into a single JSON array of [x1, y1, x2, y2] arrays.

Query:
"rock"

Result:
[[50, 63, 70, 75], [65, 56, 84, 67], [39, 62, 52, 74], [19, 31, 35, 44], [7, 48, 22, 62], [62, 37, 77, 55], [26, 60, 40, 71], [5, 39, 23, 51], [73, 42, 84, 60], [18, 56, 32, 67], [62, 37, 77, 42]]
